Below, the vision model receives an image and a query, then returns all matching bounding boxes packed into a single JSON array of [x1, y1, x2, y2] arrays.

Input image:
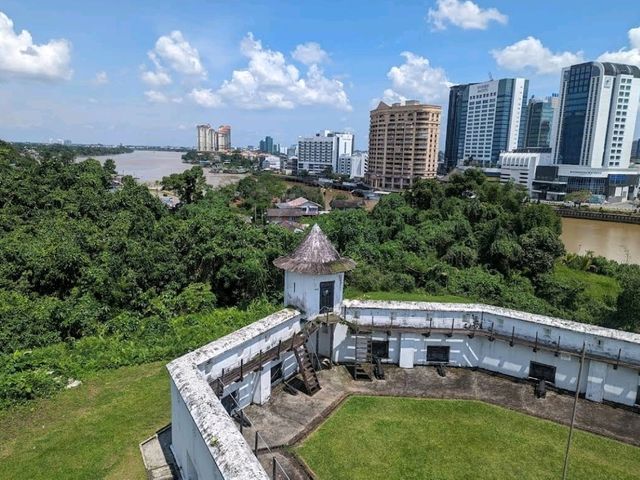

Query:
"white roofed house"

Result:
[[276, 196, 322, 215]]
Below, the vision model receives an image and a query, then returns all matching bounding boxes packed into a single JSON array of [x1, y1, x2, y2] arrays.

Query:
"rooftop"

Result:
[[273, 224, 356, 275]]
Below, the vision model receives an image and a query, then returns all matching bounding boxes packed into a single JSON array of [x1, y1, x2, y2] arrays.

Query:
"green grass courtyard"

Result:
[[296, 396, 640, 480]]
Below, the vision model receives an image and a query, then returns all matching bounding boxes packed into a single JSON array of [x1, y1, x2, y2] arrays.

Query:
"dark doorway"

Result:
[[221, 389, 239, 414], [371, 340, 390, 359], [529, 361, 556, 383], [271, 362, 283, 386], [319, 281, 335, 313], [427, 346, 450, 363], [635, 385, 640, 406]]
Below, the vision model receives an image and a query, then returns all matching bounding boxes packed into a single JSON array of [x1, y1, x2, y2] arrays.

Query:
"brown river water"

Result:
[[561, 217, 640, 264]]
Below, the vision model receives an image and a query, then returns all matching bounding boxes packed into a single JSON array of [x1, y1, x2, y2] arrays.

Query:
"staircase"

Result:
[[293, 343, 321, 395], [353, 331, 373, 381]]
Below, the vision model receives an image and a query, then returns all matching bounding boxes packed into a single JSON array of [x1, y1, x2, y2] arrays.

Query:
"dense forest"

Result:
[[11, 142, 133, 160], [0, 140, 638, 407]]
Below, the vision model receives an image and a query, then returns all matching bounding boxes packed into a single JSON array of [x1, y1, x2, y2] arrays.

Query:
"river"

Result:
[[561, 217, 640, 264], [78, 150, 247, 189]]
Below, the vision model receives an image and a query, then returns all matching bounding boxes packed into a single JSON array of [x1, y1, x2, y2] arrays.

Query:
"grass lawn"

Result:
[[0, 362, 169, 480], [345, 289, 472, 303], [296, 396, 640, 480], [553, 264, 621, 304]]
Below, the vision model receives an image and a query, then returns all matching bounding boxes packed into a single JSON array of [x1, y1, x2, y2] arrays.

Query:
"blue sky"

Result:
[[0, 0, 639, 148]]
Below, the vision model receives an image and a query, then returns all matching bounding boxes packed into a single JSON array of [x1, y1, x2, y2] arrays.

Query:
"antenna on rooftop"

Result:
[[488, 72, 494, 81]]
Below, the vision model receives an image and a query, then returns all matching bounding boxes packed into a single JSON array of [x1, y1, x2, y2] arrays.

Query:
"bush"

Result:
[[0, 301, 276, 409]]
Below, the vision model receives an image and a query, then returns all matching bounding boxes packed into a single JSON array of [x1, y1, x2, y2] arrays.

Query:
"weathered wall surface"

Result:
[[168, 309, 302, 480], [284, 271, 344, 317], [339, 301, 640, 406]]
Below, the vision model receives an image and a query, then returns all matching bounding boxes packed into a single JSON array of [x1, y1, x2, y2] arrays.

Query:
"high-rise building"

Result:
[[296, 131, 354, 175], [197, 124, 228, 152], [335, 132, 354, 157], [522, 95, 559, 149], [444, 84, 471, 171], [259, 136, 274, 154], [366, 100, 441, 190], [444, 78, 529, 170], [217, 125, 231, 150], [552, 62, 640, 168], [297, 133, 337, 175], [197, 124, 213, 152], [532, 62, 640, 202]]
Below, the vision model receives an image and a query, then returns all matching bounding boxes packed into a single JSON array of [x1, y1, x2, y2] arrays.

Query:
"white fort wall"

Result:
[[168, 300, 640, 480], [168, 308, 302, 480], [337, 300, 640, 406]]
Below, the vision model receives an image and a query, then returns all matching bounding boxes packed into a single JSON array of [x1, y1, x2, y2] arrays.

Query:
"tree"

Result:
[[518, 227, 566, 277], [161, 166, 207, 204], [565, 190, 591, 206], [609, 268, 640, 332], [405, 178, 444, 210]]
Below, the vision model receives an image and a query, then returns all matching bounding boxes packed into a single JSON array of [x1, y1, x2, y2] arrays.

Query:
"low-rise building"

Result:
[[266, 208, 305, 223], [330, 199, 364, 210], [277, 197, 322, 215], [499, 149, 552, 192], [261, 155, 282, 171], [532, 164, 640, 202]]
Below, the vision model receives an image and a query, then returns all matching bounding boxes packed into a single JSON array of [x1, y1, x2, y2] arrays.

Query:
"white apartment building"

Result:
[[197, 124, 213, 152], [297, 131, 354, 175], [336, 152, 368, 179]]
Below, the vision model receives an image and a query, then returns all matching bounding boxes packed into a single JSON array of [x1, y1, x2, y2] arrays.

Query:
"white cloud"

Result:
[[428, 0, 507, 31], [151, 30, 205, 77], [213, 33, 350, 110], [144, 90, 169, 103], [0, 11, 72, 81], [93, 71, 108, 85], [598, 26, 640, 67], [291, 42, 329, 65], [188, 87, 223, 108], [140, 69, 172, 86], [491, 37, 584, 75], [380, 52, 452, 104]]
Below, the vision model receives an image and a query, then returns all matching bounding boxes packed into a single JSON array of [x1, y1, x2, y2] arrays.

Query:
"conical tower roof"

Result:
[[273, 224, 356, 275]]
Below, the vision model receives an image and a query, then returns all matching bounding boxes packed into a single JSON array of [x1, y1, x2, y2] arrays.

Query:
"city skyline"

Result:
[[0, 1, 640, 148]]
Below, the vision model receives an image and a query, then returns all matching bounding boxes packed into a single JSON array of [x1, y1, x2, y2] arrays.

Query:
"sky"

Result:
[[0, 0, 639, 149]]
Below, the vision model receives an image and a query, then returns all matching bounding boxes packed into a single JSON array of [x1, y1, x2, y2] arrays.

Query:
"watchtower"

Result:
[[274, 224, 355, 318]]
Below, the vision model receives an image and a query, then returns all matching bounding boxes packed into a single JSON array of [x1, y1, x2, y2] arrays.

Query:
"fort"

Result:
[[159, 225, 640, 480]]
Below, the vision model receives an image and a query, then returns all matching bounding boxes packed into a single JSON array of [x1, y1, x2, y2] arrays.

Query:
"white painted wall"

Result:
[[339, 302, 640, 406], [170, 378, 225, 480], [284, 271, 344, 318]]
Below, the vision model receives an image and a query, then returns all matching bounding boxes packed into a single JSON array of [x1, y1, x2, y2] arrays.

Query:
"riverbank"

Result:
[[556, 207, 640, 225]]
